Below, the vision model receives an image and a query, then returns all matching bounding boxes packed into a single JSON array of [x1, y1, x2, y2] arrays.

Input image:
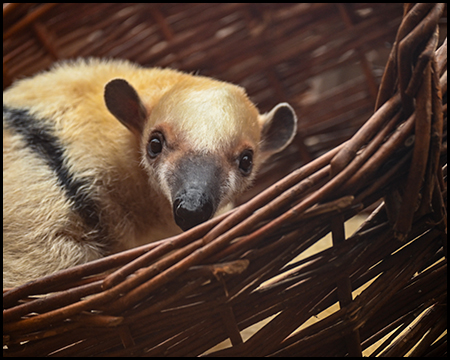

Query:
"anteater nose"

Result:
[[173, 190, 214, 231]]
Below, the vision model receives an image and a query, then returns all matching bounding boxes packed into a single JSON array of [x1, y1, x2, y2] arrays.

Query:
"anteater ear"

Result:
[[104, 78, 147, 136], [259, 102, 297, 157]]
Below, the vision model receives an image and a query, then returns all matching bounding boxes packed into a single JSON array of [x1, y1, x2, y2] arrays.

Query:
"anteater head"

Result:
[[104, 76, 297, 231]]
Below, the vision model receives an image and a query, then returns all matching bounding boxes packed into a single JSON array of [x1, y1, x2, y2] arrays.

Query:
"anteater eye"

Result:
[[238, 149, 253, 176], [147, 132, 164, 158]]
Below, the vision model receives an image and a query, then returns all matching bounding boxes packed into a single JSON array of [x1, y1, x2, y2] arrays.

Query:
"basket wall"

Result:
[[3, 3, 447, 357]]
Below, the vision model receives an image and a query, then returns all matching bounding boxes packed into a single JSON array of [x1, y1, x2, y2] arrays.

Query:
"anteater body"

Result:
[[3, 59, 297, 287]]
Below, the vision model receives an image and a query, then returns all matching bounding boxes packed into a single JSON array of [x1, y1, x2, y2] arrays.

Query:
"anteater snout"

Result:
[[173, 189, 215, 231], [171, 155, 222, 231]]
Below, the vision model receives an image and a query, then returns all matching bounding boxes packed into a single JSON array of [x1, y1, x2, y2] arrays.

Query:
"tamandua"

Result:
[[3, 58, 297, 288]]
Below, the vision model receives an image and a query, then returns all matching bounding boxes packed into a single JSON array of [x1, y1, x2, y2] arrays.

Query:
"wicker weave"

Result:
[[3, 3, 447, 357]]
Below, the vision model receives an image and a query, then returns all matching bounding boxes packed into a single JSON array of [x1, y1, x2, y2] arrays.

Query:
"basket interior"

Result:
[[3, 3, 447, 357]]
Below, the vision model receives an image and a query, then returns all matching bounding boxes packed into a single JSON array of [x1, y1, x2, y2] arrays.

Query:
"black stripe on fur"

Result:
[[3, 106, 103, 232]]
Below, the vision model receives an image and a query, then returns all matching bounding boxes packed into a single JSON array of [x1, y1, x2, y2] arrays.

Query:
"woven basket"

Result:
[[3, 3, 447, 357]]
